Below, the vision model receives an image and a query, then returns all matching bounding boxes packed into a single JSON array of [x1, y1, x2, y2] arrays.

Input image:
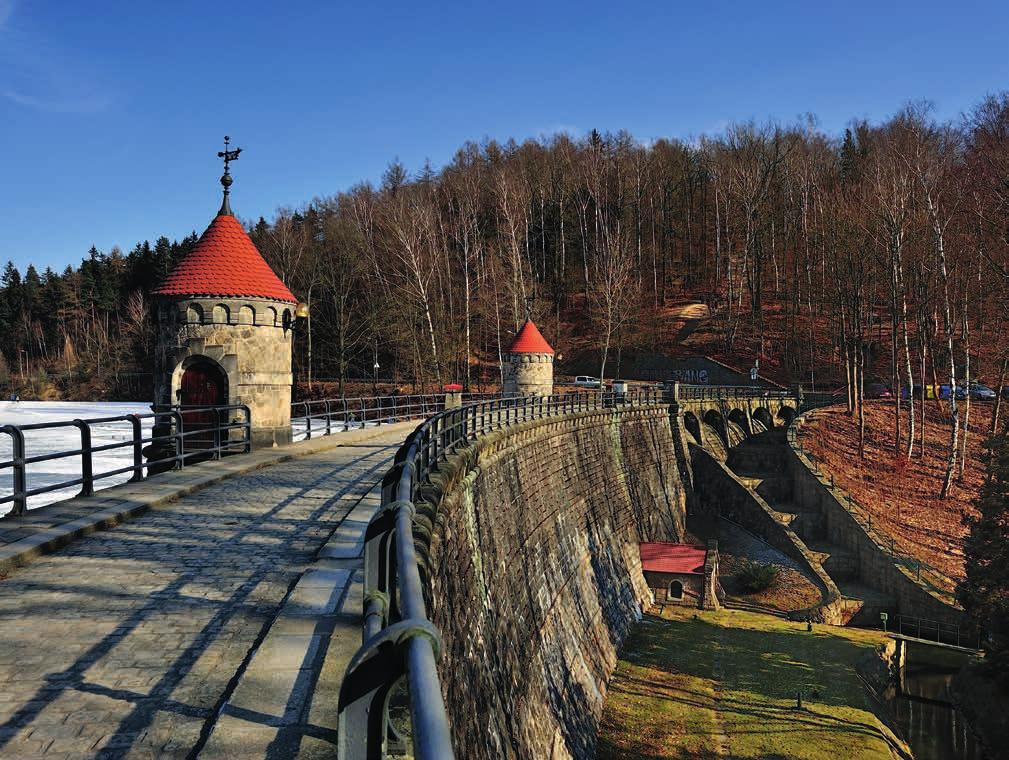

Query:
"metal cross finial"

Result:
[[217, 135, 242, 216]]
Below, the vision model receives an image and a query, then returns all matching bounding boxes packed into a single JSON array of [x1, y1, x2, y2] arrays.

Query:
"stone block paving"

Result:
[[198, 484, 380, 758], [0, 426, 411, 759]]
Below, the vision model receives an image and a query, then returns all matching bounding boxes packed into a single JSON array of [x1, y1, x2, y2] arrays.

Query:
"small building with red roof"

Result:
[[640, 541, 720, 609], [503, 319, 555, 397], [151, 139, 302, 448]]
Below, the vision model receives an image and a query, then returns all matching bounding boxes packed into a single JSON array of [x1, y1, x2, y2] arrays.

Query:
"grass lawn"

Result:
[[596, 606, 907, 759]]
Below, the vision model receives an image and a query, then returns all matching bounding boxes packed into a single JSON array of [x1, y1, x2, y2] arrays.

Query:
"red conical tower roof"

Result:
[[508, 320, 554, 354], [153, 214, 297, 303]]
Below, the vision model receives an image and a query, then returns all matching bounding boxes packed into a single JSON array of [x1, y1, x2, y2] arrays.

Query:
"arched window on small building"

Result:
[[669, 580, 684, 600]]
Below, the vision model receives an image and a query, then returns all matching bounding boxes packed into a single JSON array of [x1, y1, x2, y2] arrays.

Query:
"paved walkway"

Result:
[[0, 424, 413, 759]]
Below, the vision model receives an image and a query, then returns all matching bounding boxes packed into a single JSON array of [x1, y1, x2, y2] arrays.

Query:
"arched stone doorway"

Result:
[[180, 359, 228, 450], [669, 580, 684, 600]]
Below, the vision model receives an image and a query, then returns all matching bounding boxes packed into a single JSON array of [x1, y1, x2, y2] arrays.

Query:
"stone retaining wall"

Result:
[[415, 406, 688, 760], [689, 444, 845, 624], [786, 417, 962, 626]]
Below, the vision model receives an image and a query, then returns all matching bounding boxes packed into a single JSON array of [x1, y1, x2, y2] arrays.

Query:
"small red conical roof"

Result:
[[154, 214, 296, 303], [508, 320, 554, 354]]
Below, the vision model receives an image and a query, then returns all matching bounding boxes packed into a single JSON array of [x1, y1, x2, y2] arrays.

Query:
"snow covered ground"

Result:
[[0, 401, 151, 515], [0, 401, 406, 515]]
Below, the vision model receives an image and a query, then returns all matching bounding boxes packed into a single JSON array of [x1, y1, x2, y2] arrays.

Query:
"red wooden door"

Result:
[[180, 363, 225, 448]]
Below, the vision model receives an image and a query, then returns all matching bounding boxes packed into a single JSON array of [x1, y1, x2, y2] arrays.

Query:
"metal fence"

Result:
[[891, 614, 981, 650], [0, 405, 250, 517], [675, 383, 797, 402], [336, 389, 666, 759], [290, 394, 497, 441]]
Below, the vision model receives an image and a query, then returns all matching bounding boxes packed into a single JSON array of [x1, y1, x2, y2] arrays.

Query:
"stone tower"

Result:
[[151, 140, 299, 448], [502, 320, 554, 396]]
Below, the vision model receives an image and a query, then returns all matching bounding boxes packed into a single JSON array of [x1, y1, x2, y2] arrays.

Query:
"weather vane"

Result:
[[217, 135, 242, 215], [525, 295, 535, 321]]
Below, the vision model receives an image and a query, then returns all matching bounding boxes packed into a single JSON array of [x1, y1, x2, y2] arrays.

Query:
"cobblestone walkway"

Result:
[[0, 427, 411, 759]]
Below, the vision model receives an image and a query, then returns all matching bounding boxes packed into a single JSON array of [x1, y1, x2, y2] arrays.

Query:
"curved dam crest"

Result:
[[416, 406, 690, 759]]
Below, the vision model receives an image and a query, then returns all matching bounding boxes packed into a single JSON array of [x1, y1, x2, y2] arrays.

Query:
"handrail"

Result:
[[290, 393, 499, 441], [0, 404, 251, 516], [337, 383, 810, 757], [675, 383, 801, 402], [336, 388, 667, 759], [891, 613, 981, 650]]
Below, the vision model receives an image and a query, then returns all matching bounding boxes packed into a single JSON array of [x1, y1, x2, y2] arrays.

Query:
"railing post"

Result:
[[172, 410, 185, 468], [3, 426, 27, 516], [73, 419, 94, 498], [212, 407, 223, 459], [242, 406, 252, 453], [324, 399, 332, 436], [343, 398, 351, 431], [127, 413, 144, 482]]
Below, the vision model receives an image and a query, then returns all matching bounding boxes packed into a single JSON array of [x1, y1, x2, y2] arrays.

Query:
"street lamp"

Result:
[[373, 360, 380, 396]]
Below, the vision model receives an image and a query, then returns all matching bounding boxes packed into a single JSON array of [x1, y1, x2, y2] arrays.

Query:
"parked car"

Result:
[[866, 382, 892, 399], [939, 384, 966, 400], [574, 376, 601, 388], [965, 382, 996, 401]]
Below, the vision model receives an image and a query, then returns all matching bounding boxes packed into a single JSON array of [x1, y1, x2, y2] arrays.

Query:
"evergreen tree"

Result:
[[839, 128, 858, 183], [959, 434, 1009, 684]]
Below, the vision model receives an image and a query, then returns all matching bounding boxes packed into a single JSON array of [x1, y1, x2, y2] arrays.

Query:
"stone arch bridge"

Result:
[[676, 384, 804, 456]]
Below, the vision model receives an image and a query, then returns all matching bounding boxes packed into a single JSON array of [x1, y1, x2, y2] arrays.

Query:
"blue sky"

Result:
[[2, 0, 1008, 272]]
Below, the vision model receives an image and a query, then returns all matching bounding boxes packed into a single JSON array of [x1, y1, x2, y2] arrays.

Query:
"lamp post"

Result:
[[373, 360, 380, 396]]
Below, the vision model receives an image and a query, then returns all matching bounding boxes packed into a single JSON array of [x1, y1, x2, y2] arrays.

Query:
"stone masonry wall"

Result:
[[419, 406, 688, 760], [153, 296, 294, 447], [784, 432, 962, 626], [690, 445, 844, 624], [502, 352, 554, 396]]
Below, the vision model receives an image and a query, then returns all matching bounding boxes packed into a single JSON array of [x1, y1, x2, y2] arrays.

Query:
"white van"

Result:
[[574, 376, 601, 388]]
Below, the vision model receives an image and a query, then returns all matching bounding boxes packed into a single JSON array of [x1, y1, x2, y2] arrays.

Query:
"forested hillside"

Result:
[[4, 95, 1009, 468]]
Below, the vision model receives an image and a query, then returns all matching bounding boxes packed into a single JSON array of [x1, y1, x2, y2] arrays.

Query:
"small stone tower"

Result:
[[502, 320, 554, 396], [151, 138, 298, 448]]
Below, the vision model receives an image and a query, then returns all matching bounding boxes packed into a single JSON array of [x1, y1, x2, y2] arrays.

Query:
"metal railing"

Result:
[[336, 389, 667, 759], [675, 383, 797, 402], [890, 614, 981, 650], [290, 393, 499, 441], [0, 405, 251, 516]]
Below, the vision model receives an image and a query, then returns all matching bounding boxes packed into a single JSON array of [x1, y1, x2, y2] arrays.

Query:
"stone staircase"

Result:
[[727, 431, 895, 627]]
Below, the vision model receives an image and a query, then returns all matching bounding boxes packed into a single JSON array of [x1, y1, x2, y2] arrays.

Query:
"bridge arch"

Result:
[[702, 409, 729, 448], [727, 408, 751, 436], [777, 405, 796, 426], [683, 411, 702, 444], [752, 406, 774, 431]]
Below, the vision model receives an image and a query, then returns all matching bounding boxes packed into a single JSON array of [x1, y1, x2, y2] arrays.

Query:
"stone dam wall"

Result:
[[415, 406, 689, 760]]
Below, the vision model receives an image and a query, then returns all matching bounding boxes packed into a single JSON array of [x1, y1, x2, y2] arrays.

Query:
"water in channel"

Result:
[[886, 663, 985, 760]]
